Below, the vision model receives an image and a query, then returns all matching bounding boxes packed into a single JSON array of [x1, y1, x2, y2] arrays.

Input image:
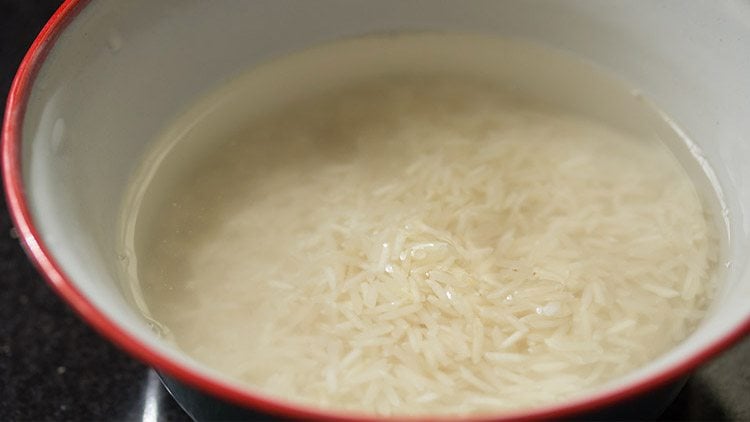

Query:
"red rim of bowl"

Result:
[[3, 0, 750, 420]]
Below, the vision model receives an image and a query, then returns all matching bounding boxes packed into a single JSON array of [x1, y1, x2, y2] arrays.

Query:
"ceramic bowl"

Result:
[[4, 0, 750, 420]]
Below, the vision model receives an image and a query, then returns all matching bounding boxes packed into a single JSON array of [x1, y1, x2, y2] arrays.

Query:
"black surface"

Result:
[[0, 1, 748, 421]]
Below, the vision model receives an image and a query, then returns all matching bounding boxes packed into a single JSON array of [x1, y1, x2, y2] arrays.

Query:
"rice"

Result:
[[133, 75, 719, 416]]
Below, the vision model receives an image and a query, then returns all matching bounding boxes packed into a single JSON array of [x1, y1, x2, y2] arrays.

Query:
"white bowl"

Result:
[[3, 0, 750, 420]]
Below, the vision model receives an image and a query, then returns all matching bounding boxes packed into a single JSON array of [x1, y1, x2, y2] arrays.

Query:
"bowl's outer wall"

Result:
[[158, 371, 689, 421]]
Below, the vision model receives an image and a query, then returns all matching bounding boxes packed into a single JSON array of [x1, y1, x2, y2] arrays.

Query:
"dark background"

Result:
[[1, 1, 748, 421]]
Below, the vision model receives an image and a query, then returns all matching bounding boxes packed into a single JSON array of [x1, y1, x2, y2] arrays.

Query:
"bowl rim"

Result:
[[3, 0, 750, 420]]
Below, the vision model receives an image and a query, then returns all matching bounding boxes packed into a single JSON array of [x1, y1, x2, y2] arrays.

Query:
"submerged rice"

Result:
[[135, 76, 718, 416]]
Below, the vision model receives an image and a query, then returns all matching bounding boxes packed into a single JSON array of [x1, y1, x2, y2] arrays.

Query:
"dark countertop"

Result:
[[1, 1, 748, 421]]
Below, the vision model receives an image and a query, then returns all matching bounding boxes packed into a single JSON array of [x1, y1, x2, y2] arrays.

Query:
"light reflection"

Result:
[[142, 370, 162, 422]]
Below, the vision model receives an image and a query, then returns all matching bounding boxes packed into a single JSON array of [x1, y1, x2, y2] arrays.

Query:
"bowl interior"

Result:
[[13, 0, 750, 417]]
